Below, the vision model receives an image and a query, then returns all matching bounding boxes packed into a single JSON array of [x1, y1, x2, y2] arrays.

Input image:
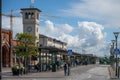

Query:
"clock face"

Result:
[[27, 26, 32, 32]]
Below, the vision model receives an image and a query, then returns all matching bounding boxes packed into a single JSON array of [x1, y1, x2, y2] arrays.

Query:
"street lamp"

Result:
[[37, 42, 41, 72], [111, 40, 115, 56], [52, 52, 56, 72], [113, 32, 119, 77], [111, 40, 115, 68]]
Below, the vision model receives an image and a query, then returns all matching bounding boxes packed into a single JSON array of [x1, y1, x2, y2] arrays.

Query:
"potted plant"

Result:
[[12, 65, 19, 75], [12, 64, 25, 75]]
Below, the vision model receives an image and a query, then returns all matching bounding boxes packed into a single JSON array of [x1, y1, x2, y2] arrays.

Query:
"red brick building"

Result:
[[1, 29, 12, 67]]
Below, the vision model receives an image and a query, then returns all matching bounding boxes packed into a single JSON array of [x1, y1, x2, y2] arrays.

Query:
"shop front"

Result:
[[38, 46, 67, 72]]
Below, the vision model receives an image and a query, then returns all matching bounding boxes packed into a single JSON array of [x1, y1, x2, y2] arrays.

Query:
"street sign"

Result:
[[114, 48, 120, 54], [68, 50, 72, 55]]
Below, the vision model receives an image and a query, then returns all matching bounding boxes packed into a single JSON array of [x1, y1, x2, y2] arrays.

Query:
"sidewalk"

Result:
[[2, 67, 67, 78], [1, 65, 87, 78], [2, 65, 116, 79]]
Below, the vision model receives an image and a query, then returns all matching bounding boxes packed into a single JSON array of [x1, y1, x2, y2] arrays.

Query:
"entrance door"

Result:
[[2, 45, 9, 67]]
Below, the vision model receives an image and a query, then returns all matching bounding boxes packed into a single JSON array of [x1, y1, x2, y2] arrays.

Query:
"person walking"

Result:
[[67, 62, 70, 76], [63, 63, 67, 76]]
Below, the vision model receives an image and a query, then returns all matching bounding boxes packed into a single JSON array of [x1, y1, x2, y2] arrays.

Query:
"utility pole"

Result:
[[0, 0, 2, 79], [0, 24, 2, 80]]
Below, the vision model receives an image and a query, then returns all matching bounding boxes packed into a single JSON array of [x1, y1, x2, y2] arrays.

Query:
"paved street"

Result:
[[2, 64, 117, 80]]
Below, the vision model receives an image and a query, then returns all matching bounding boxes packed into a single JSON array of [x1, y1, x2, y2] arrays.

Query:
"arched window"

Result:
[[31, 12, 35, 19], [25, 12, 28, 19], [28, 12, 31, 19]]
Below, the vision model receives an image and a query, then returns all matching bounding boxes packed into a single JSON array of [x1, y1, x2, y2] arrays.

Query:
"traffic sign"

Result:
[[68, 50, 72, 55], [114, 48, 120, 54]]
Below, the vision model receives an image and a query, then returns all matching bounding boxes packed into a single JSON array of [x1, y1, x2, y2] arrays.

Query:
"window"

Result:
[[28, 12, 31, 19], [25, 13, 28, 19], [31, 12, 35, 19]]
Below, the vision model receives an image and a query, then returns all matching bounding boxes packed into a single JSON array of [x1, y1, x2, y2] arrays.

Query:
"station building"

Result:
[[1, 6, 97, 69]]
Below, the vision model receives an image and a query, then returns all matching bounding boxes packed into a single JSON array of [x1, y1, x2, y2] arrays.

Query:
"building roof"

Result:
[[21, 7, 41, 12], [39, 34, 67, 45]]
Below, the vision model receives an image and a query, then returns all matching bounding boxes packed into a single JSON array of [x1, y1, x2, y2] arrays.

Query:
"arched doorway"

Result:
[[2, 45, 9, 67]]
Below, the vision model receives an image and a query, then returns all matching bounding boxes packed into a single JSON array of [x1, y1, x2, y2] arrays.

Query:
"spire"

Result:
[[31, 0, 35, 3], [30, 0, 35, 8]]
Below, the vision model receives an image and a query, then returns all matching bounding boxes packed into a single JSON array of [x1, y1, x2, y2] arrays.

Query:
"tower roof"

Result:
[[21, 8, 41, 12]]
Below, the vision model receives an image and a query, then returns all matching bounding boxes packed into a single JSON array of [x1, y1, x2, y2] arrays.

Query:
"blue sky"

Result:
[[2, 0, 120, 57]]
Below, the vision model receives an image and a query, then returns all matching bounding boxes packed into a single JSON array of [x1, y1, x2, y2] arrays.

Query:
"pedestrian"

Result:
[[67, 62, 70, 76], [35, 64, 39, 72], [63, 63, 67, 76]]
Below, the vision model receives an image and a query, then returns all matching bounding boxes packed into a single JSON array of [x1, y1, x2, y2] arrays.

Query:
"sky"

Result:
[[2, 0, 120, 57]]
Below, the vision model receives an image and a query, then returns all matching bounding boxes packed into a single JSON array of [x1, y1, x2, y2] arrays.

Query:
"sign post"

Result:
[[52, 52, 56, 72], [68, 50, 72, 56], [67, 50, 72, 76]]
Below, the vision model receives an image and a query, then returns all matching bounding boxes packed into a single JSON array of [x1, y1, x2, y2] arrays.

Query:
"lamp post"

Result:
[[111, 40, 115, 57], [113, 32, 119, 77], [111, 40, 115, 68], [37, 42, 41, 72], [52, 52, 56, 72]]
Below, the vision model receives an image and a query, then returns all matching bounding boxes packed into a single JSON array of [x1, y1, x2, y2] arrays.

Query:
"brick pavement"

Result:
[[1, 65, 93, 80], [2, 66, 73, 78], [3, 65, 119, 80], [2, 65, 85, 79]]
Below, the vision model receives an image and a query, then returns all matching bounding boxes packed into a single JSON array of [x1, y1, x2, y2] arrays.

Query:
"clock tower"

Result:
[[21, 8, 41, 42]]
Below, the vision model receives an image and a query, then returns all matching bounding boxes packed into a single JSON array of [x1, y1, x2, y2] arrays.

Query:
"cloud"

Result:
[[58, 33, 82, 47], [61, 0, 120, 28], [58, 24, 74, 34], [76, 21, 107, 56], [40, 20, 74, 37], [78, 21, 105, 46], [2, 10, 110, 57], [41, 20, 81, 47], [40, 20, 108, 56], [2, 15, 109, 56], [2, 16, 10, 29]]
